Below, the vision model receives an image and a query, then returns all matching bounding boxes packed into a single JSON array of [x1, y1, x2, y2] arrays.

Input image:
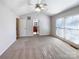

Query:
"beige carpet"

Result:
[[0, 36, 78, 59]]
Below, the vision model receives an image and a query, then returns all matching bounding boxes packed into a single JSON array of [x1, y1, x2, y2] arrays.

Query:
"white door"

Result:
[[26, 18, 33, 36], [19, 18, 33, 37]]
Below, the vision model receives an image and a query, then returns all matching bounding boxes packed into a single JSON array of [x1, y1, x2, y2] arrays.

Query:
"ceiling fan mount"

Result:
[[28, 0, 47, 12]]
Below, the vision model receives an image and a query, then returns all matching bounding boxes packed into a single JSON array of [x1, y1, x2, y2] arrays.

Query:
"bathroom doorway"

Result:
[[33, 19, 39, 35]]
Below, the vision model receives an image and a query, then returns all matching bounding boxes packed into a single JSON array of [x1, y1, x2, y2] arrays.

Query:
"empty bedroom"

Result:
[[0, 0, 79, 59]]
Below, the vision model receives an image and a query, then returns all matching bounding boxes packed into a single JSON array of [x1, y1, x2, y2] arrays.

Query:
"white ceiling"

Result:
[[0, 0, 79, 16]]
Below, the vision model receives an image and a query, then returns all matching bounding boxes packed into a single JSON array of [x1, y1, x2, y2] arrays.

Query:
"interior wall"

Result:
[[19, 13, 50, 36], [51, 5, 79, 48], [50, 16, 56, 36], [0, 4, 16, 55], [37, 13, 50, 35]]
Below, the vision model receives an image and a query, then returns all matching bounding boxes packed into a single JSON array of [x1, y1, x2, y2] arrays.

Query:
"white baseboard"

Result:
[[0, 40, 16, 56]]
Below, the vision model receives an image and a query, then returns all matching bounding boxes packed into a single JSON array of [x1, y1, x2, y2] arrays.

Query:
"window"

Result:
[[56, 15, 79, 44], [56, 18, 64, 38]]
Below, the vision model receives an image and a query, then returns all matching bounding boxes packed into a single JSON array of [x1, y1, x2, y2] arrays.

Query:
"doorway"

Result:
[[33, 19, 39, 35], [16, 17, 40, 37], [16, 17, 20, 39]]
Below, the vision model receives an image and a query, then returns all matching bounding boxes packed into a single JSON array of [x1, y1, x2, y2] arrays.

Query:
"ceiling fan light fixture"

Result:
[[35, 4, 40, 8], [40, 4, 43, 7], [35, 7, 41, 12], [41, 7, 44, 10], [34, 0, 47, 12]]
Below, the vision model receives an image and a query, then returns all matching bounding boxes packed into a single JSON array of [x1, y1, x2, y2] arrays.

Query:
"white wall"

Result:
[[0, 4, 16, 55], [51, 6, 79, 48], [20, 13, 50, 36], [50, 16, 56, 36], [37, 13, 50, 35]]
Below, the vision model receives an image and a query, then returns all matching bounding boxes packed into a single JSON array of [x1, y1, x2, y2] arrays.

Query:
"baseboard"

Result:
[[19, 35, 51, 38], [0, 40, 16, 56], [54, 36, 79, 49]]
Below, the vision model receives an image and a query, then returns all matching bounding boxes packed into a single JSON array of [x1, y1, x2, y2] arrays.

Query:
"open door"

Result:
[[16, 17, 19, 39]]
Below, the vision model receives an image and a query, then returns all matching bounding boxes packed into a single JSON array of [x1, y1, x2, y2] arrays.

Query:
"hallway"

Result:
[[0, 36, 77, 59]]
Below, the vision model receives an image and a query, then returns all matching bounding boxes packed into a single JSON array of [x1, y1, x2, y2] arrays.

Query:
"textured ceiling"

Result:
[[1, 0, 79, 16]]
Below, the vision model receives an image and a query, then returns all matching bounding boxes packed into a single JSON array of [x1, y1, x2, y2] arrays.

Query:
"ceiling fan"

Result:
[[28, 0, 47, 12]]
